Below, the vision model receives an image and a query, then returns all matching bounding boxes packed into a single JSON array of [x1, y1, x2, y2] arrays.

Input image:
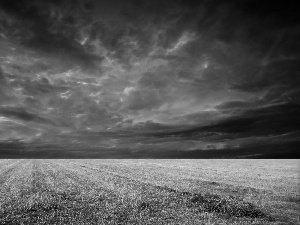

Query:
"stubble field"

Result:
[[0, 159, 299, 224]]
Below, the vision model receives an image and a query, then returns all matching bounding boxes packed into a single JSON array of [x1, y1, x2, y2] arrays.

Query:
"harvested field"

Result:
[[0, 159, 299, 224]]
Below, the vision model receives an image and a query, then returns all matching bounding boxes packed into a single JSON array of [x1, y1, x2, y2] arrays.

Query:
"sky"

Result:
[[0, 0, 299, 157]]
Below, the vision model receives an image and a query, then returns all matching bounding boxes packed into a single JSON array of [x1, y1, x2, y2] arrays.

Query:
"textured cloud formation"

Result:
[[0, 0, 299, 155]]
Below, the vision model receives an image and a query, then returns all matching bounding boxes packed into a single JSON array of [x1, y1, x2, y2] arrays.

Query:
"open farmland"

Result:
[[0, 159, 299, 224]]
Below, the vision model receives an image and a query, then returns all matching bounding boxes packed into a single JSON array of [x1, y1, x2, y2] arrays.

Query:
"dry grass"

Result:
[[0, 159, 299, 224]]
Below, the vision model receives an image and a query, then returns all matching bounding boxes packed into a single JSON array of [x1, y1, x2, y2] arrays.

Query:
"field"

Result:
[[0, 159, 299, 224]]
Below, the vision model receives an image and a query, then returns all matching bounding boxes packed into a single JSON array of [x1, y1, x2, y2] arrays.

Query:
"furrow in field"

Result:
[[0, 159, 140, 225], [0, 160, 24, 190], [31, 160, 144, 224], [67, 159, 299, 216], [62, 160, 299, 225], [71, 159, 299, 196], [0, 159, 19, 170], [53, 160, 270, 224], [52, 159, 208, 225], [65, 160, 268, 200], [0, 160, 33, 213], [56, 160, 176, 199], [51, 160, 215, 224]]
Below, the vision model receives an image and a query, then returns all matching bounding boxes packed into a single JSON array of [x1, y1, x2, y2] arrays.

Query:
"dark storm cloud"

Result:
[[231, 59, 300, 102], [0, 0, 299, 153], [0, 106, 56, 125], [163, 0, 300, 103], [2, 0, 299, 74], [215, 101, 255, 111], [0, 0, 102, 70], [151, 103, 300, 140], [122, 71, 171, 112], [0, 67, 15, 104], [113, 119, 173, 132], [0, 68, 7, 99]]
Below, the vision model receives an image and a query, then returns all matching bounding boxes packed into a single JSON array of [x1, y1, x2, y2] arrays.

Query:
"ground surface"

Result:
[[0, 159, 299, 224]]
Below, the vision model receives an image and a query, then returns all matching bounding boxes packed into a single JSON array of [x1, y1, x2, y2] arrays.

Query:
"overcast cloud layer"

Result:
[[0, 0, 299, 157]]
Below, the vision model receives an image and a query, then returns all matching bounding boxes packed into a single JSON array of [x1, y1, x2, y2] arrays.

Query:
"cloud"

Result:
[[215, 101, 255, 110], [0, 68, 10, 103], [112, 119, 173, 132], [139, 102, 300, 156], [0, 0, 103, 71], [0, 0, 299, 151], [0, 106, 56, 125], [230, 59, 300, 103]]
